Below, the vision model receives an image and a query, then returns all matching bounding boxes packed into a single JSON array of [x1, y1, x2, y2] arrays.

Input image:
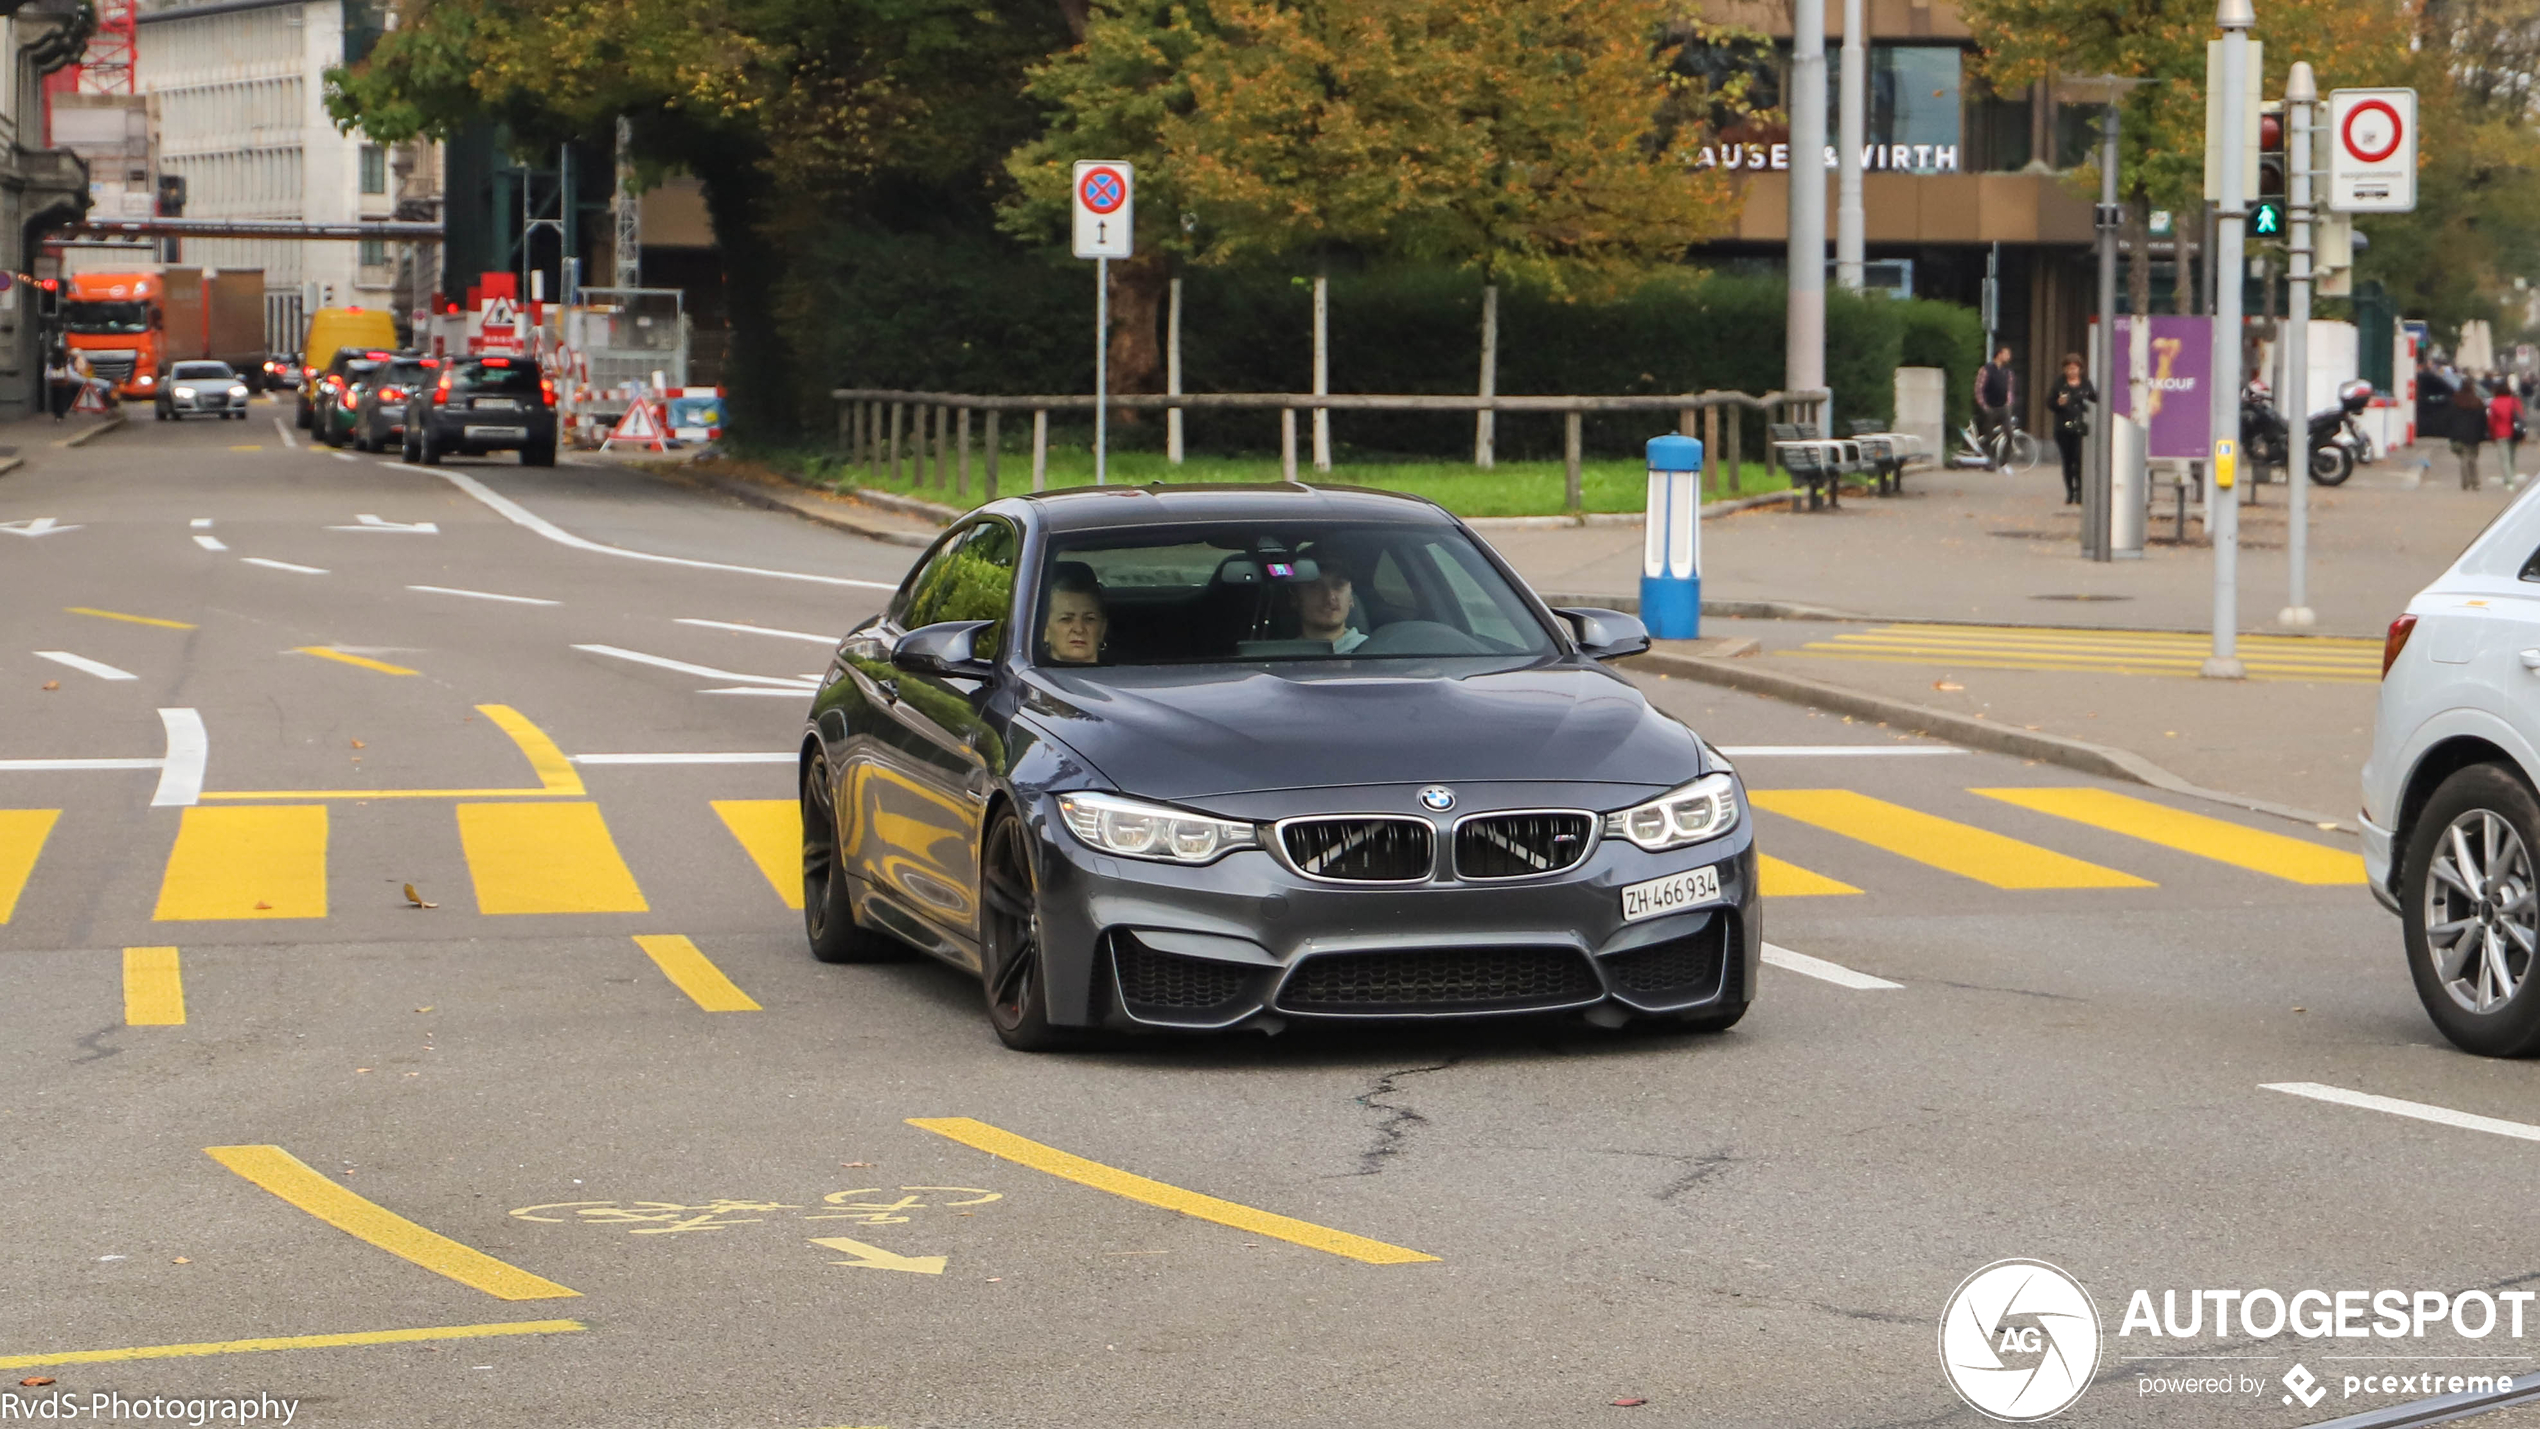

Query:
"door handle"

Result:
[[2520, 649, 2540, 672]]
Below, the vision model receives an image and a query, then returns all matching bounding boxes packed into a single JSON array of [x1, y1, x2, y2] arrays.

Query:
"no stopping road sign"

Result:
[[1071, 161, 1134, 259], [2328, 88, 2416, 213]]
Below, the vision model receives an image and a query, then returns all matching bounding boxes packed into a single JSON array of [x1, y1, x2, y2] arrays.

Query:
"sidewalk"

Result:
[[1492, 453, 2518, 825]]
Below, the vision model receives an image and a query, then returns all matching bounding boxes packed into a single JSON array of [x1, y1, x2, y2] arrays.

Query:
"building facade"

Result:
[[0, 0, 100, 417]]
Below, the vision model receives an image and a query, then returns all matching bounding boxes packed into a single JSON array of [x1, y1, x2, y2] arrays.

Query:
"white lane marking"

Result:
[[435, 469, 900, 590], [702, 686, 816, 698], [1, 518, 80, 537], [0, 757, 163, 771], [241, 557, 329, 574], [407, 584, 558, 606], [153, 708, 207, 806], [573, 752, 796, 765], [2262, 1082, 2540, 1143], [190, 518, 214, 528], [274, 418, 296, 448], [34, 651, 137, 681], [192, 534, 229, 551], [1717, 745, 1967, 757], [571, 643, 818, 689], [330, 514, 438, 533], [331, 451, 359, 463], [676, 617, 838, 645], [1762, 943, 1902, 990]]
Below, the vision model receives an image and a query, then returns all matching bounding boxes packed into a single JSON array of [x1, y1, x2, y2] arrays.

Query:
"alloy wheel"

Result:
[[980, 817, 1040, 1032], [2424, 808, 2540, 1013], [801, 753, 838, 932]]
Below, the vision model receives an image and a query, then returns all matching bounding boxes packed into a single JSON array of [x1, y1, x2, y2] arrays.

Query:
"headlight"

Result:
[[1058, 791, 1258, 864], [137, 375, 153, 385], [1604, 772, 1740, 852], [228, 384, 248, 396], [171, 386, 195, 398]]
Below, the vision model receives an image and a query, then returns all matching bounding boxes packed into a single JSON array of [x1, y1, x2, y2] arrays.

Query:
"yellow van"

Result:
[[294, 306, 401, 428]]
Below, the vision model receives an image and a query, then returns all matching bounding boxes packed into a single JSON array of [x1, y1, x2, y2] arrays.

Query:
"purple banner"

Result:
[[2110, 316, 2214, 460]]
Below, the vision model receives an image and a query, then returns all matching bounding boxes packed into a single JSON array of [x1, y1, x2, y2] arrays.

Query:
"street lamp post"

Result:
[[1836, 0, 1865, 291], [2203, 0, 2253, 680], [1788, 0, 1829, 432], [2063, 74, 2148, 563], [2279, 62, 2318, 627]]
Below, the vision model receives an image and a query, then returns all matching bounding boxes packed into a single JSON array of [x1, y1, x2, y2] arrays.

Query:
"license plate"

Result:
[[1620, 864, 1723, 923], [465, 425, 528, 439], [474, 398, 519, 411]]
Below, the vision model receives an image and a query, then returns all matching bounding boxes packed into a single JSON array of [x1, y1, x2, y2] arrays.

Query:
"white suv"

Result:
[[2365, 490, 2540, 1055]]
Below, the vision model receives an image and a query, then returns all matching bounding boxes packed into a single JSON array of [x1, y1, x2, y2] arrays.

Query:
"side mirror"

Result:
[[1552, 607, 1652, 661], [892, 620, 998, 680]]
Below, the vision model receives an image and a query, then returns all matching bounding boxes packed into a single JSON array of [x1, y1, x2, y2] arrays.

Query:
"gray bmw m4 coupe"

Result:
[[798, 484, 1759, 1049]]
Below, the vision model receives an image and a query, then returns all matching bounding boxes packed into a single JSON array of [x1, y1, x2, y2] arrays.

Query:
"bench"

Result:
[[1770, 422, 1861, 510], [1843, 420, 1933, 496]]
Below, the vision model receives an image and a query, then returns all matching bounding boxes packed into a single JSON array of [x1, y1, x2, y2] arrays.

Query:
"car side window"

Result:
[[898, 520, 1018, 656], [2520, 544, 2540, 583]]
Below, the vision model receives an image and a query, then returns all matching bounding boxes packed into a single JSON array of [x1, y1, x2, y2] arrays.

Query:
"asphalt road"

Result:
[[4, 408, 2536, 1429]]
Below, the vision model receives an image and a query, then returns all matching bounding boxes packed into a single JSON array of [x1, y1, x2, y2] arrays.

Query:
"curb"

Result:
[[837, 485, 962, 524], [1623, 647, 2355, 833], [682, 473, 935, 548], [1546, 591, 2379, 640], [55, 414, 125, 449], [1465, 487, 1835, 531], [0, 455, 22, 480]]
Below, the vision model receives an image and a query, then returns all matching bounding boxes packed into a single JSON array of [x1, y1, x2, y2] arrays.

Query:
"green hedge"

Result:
[[776, 223, 1969, 460], [1896, 297, 1984, 432]]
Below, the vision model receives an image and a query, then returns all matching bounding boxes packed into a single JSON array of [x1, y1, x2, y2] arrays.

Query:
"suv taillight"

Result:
[[2383, 615, 2418, 678], [539, 375, 557, 408]]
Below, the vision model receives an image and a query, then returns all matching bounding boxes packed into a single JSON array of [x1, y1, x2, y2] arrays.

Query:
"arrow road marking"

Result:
[[807, 1236, 946, 1275], [34, 651, 136, 681], [193, 534, 228, 551], [329, 514, 439, 533], [1, 518, 80, 537], [435, 470, 898, 591]]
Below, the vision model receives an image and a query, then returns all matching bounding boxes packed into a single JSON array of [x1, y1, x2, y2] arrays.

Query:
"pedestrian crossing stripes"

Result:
[[1786, 623, 2385, 683], [0, 786, 2363, 938], [122, 946, 185, 1025]]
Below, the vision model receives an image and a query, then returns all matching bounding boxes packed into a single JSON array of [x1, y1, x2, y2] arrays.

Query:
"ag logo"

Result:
[[1939, 1259, 2100, 1421]]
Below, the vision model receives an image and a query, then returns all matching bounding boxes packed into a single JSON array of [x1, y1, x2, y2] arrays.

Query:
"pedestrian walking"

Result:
[[2491, 377, 2526, 490], [1976, 348, 2017, 468], [2049, 353, 2095, 505], [2450, 374, 2488, 490], [43, 346, 71, 420]]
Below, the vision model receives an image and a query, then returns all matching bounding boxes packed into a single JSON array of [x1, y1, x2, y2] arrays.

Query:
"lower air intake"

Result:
[[1278, 945, 1598, 1014]]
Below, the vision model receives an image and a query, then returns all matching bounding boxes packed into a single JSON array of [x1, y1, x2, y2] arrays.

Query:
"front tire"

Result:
[[2404, 764, 2540, 1056], [801, 750, 900, 964], [980, 810, 1074, 1051], [2311, 444, 2355, 486], [418, 428, 442, 466]]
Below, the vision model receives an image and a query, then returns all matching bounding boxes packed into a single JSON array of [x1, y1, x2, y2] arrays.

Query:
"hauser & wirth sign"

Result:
[[1693, 143, 1962, 172]]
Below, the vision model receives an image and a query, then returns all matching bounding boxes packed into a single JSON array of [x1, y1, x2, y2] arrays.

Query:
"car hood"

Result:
[[1020, 657, 1703, 801]]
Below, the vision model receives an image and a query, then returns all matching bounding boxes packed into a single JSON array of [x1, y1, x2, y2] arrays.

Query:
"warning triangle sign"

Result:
[[603, 397, 667, 451], [73, 381, 110, 413]]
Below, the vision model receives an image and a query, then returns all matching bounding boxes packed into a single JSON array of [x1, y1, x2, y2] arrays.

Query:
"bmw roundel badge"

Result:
[[1418, 785, 1456, 812]]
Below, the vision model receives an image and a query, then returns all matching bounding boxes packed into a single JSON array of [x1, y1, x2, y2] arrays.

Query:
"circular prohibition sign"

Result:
[[2342, 99, 2404, 164], [1078, 166, 1128, 215]]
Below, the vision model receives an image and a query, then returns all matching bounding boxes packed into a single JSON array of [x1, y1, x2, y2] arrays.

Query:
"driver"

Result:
[[1042, 562, 1108, 664], [1293, 551, 1367, 653]]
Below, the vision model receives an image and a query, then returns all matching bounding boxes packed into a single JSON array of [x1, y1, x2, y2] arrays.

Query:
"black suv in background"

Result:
[[401, 354, 557, 466], [350, 356, 438, 452]]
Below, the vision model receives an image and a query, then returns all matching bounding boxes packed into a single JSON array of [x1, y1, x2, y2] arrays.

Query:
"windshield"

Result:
[[63, 300, 149, 335], [450, 360, 541, 394], [1035, 521, 1557, 666], [377, 361, 432, 389], [170, 362, 232, 380]]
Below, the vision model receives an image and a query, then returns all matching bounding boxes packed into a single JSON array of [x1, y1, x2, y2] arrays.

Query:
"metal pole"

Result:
[[1032, 409, 1048, 491], [2280, 61, 2317, 626], [1835, 0, 1866, 290], [1787, 0, 1828, 433], [1564, 410, 1583, 514], [1311, 273, 1331, 470], [2087, 100, 2120, 562], [983, 409, 999, 500], [2203, 0, 2252, 680], [1166, 274, 1184, 466], [1094, 255, 1109, 486]]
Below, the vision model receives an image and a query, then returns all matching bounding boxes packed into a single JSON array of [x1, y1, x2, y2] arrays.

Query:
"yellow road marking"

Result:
[[123, 946, 185, 1025], [1789, 649, 2381, 685], [154, 806, 328, 920], [65, 606, 196, 630], [1789, 625, 2381, 684], [1971, 787, 2367, 885], [0, 809, 59, 922], [458, 803, 648, 914], [908, 1116, 1438, 1265], [202, 703, 588, 800], [633, 934, 760, 1011], [228, 444, 265, 451], [713, 799, 802, 910], [206, 1145, 579, 1300], [0, 1319, 584, 1369], [1801, 639, 2378, 673], [1749, 789, 2152, 890], [1757, 853, 1860, 897], [293, 646, 418, 676]]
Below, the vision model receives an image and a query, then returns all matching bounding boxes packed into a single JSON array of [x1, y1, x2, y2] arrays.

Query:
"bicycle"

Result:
[[1952, 414, 2043, 472]]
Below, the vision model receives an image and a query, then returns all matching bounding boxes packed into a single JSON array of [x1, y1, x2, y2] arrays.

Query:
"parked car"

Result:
[[350, 356, 438, 453], [311, 349, 394, 447], [798, 485, 1756, 1050], [2364, 485, 2540, 1054], [401, 354, 557, 466], [154, 360, 250, 421]]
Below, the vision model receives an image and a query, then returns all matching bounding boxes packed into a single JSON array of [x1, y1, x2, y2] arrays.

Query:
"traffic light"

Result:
[[2253, 101, 2287, 239], [36, 277, 58, 319]]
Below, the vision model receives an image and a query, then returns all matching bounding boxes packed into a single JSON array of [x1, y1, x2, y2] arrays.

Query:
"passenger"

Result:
[[1294, 552, 1368, 653], [1042, 562, 1108, 664]]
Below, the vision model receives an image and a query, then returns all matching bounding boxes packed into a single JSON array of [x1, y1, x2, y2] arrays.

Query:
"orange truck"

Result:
[[60, 267, 266, 400]]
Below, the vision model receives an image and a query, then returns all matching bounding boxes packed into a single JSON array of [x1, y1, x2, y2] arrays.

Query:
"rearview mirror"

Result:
[[892, 620, 997, 681], [1552, 607, 1652, 661]]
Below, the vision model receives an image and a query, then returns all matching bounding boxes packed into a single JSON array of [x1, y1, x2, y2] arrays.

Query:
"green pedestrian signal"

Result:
[[2251, 200, 2285, 237]]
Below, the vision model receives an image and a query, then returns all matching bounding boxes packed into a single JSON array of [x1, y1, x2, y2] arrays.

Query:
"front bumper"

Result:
[[431, 410, 555, 451], [166, 389, 248, 414], [1021, 798, 1761, 1032]]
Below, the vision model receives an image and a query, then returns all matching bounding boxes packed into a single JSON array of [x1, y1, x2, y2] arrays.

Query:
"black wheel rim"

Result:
[[801, 754, 838, 934], [981, 818, 1039, 1031]]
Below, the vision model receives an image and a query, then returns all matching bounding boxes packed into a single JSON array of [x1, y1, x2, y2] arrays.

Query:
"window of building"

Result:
[[359, 145, 387, 195], [1869, 47, 1961, 170], [359, 237, 387, 267]]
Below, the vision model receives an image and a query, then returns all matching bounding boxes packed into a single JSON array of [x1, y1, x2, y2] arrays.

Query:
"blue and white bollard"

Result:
[[1641, 433, 1705, 639]]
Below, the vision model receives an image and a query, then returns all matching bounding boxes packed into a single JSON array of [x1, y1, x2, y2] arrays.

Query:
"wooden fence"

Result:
[[826, 387, 1831, 513]]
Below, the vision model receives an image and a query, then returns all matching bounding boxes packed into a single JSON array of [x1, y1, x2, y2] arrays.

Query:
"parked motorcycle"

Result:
[[2241, 378, 2367, 486]]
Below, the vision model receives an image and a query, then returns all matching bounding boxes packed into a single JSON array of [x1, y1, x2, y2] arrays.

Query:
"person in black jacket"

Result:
[[2049, 354, 2096, 504], [1977, 348, 2017, 468]]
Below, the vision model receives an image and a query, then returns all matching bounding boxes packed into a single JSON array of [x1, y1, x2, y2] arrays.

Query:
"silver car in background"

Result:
[[156, 360, 250, 421]]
